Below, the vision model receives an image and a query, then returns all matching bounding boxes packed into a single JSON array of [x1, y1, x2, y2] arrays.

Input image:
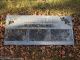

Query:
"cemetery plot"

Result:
[[4, 15, 74, 45]]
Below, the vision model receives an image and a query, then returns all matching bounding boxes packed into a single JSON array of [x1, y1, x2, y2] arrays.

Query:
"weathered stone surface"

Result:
[[4, 15, 74, 45]]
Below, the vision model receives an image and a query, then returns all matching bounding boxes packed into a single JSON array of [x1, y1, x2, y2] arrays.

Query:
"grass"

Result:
[[0, 0, 80, 15]]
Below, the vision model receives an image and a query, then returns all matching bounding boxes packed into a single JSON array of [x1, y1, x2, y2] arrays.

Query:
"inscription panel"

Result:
[[4, 15, 74, 45]]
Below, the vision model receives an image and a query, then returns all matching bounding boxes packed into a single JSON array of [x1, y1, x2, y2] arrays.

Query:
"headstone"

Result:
[[4, 15, 74, 45]]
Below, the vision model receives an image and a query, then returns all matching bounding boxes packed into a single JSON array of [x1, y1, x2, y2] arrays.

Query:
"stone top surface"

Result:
[[4, 15, 74, 45]]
